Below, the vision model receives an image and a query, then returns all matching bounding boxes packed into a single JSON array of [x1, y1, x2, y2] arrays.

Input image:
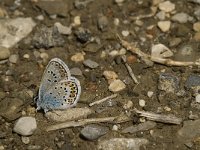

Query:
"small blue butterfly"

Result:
[[36, 58, 81, 113]]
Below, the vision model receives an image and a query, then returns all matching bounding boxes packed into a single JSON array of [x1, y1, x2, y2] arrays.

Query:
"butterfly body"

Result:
[[37, 58, 81, 113]]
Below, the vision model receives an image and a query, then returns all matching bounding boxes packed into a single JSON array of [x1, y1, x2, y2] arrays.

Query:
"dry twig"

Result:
[[121, 55, 139, 84], [134, 109, 182, 125], [89, 94, 118, 107], [129, 7, 157, 20], [46, 114, 131, 131], [119, 37, 200, 67]]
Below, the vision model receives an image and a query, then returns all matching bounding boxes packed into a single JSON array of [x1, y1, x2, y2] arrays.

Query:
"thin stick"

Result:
[[121, 55, 139, 84], [134, 109, 182, 125], [119, 37, 200, 67], [129, 7, 156, 20], [46, 114, 132, 131], [89, 94, 118, 107]]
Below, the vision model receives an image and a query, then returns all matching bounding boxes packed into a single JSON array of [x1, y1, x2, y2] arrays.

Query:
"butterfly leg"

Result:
[[34, 96, 38, 103]]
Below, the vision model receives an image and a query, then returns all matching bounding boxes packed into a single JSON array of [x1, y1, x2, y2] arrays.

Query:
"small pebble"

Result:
[[40, 52, 49, 60], [114, 18, 120, 26], [121, 30, 130, 37], [139, 99, 146, 107], [0, 47, 10, 60], [164, 106, 171, 111], [33, 51, 40, 58], [158, 1, 175, 13], [194, 32, 200, 41], [26, 106, 36, 116], [119, 48, 126, 55], [70, 67, 83, 76], [98, 138, 149, 150], [193, 22, 200, 32], [147, 91, 154, 98], [71, 52, 85, 62], [103, 70, 118, 83], [75, 27, 91, 43], [169, 38, 182, 47], [0, 91, 6, 99], [73, 16, 81, 26], [115, 0, 125, 4], [127, 55, 137, 64], [123, 100, 133, 109], [80, 124, 109, 140], [0, 145, 4, 150], [109, 79, 126, 92], [135, 20, 143, 26], [171, 12, 189, 23], [27, 145, 41, 150], [36, 15, 44, 21], [21, 136, 30, 144], [13, 117, 37, 136], [109, 50, 119, 57], [195, 94, 200, 103], [156, 11, 166, 20], [23, 54, 30, 59], [151, 44, 173, 58], [83, 59, 99, 69], [157, 21, 171, 32], [97, 15, 108, 31], [195, 8, 200, 20], [54, 22, 72, 35], [9, 54, 19, 64], [158, 73, 179, 93], [45, 108, 93, 122], [112, 125, 119, 131]]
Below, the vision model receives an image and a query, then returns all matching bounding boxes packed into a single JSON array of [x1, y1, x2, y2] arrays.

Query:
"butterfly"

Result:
[[36, 58, 81, 113]]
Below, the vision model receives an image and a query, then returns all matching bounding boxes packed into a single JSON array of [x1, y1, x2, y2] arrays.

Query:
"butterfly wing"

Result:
[[41, 77, 81, 112], [37, 58, 71, 110]]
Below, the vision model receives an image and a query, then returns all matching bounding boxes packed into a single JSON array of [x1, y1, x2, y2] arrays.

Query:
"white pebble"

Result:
[[122, 30, 130, 37], [151, 44, 173, 58], [71, 52, 85, 62], [109, 50, 119, 57], [147, 91, 154, 98], [139, 99, 146, 107], [13, 117, 37, 136], [114, 18, 120, 26], [159, 1, 175, 13], [195, 94, 200, 103], [40, 52, 49, 60], [135, 20, 144, 26], [112, 125, 119, 131], [164, 106, 171, 112], [21, 136, 30, 144], [74, 16, 81, 26], [119, 48, 126, 55], [115, 0, 125, 3], [103, 70, 118, 81], [123, 100, 133, 109], [23, 54, 30, 59], [109, 79, 126, 92], [157, 21, 171, 32], [54, 22, 72, 35], [36, 15, 44, 21]]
